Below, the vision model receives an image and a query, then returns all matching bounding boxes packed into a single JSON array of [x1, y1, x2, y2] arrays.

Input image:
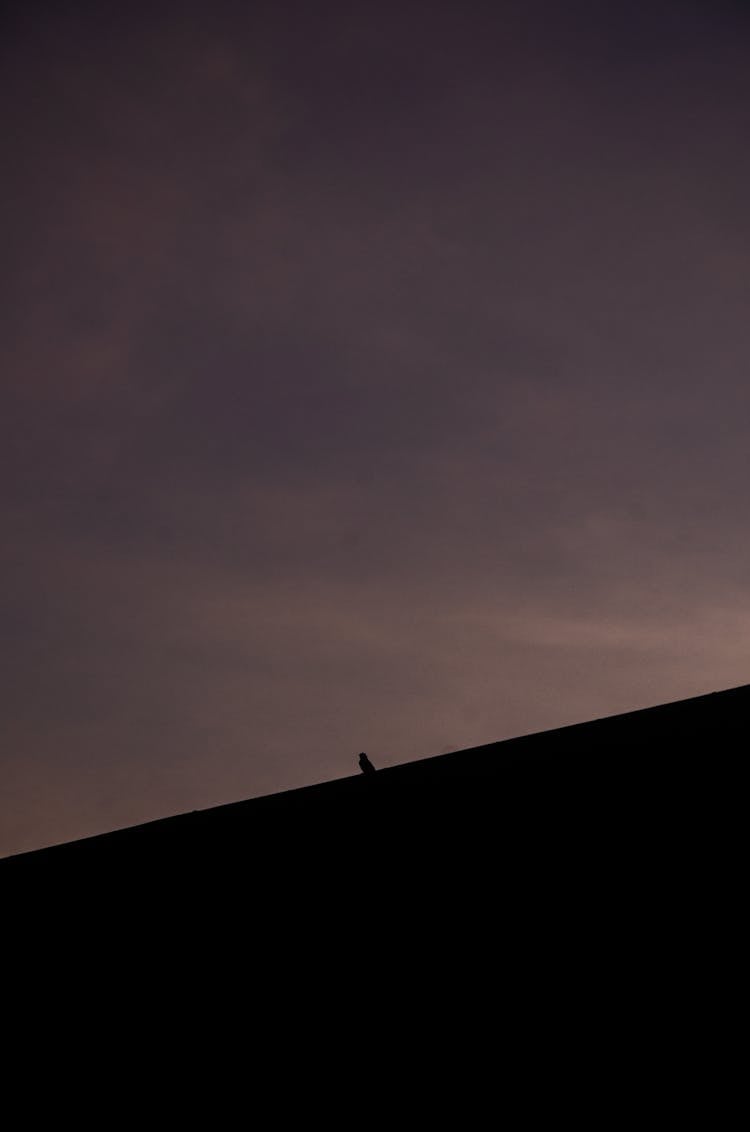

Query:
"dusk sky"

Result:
[[3, 0, 749, 855]]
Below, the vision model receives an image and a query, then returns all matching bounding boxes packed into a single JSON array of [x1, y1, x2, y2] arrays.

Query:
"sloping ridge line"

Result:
[[4, 681, 747, 862]]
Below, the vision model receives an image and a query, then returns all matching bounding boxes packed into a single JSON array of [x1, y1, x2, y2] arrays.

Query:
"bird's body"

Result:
[[358, 752, 376, 774]]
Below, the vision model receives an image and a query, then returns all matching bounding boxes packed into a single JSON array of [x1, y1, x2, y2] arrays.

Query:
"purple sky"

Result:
[[3, 0, 750, 855]]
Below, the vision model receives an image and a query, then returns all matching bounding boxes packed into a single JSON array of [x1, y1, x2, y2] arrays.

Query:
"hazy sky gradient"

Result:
[[3, 0, 750, 854]]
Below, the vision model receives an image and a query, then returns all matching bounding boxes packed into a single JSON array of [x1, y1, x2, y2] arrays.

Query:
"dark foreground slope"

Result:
[[4, 683, 741, 1088], [3, 682, 743, 885]]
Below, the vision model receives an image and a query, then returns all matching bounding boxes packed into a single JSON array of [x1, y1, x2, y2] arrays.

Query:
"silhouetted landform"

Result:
[[2, 683, 742, 886]]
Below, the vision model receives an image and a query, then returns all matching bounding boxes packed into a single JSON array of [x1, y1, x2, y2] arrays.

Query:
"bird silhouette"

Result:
[[358, 752, 376, 774]]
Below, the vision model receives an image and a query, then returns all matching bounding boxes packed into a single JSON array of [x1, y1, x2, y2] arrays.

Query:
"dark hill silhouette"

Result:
[[6, 681, 739, 1070], [2, 682, 742, 883], [3, 687, 733, 1131]]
